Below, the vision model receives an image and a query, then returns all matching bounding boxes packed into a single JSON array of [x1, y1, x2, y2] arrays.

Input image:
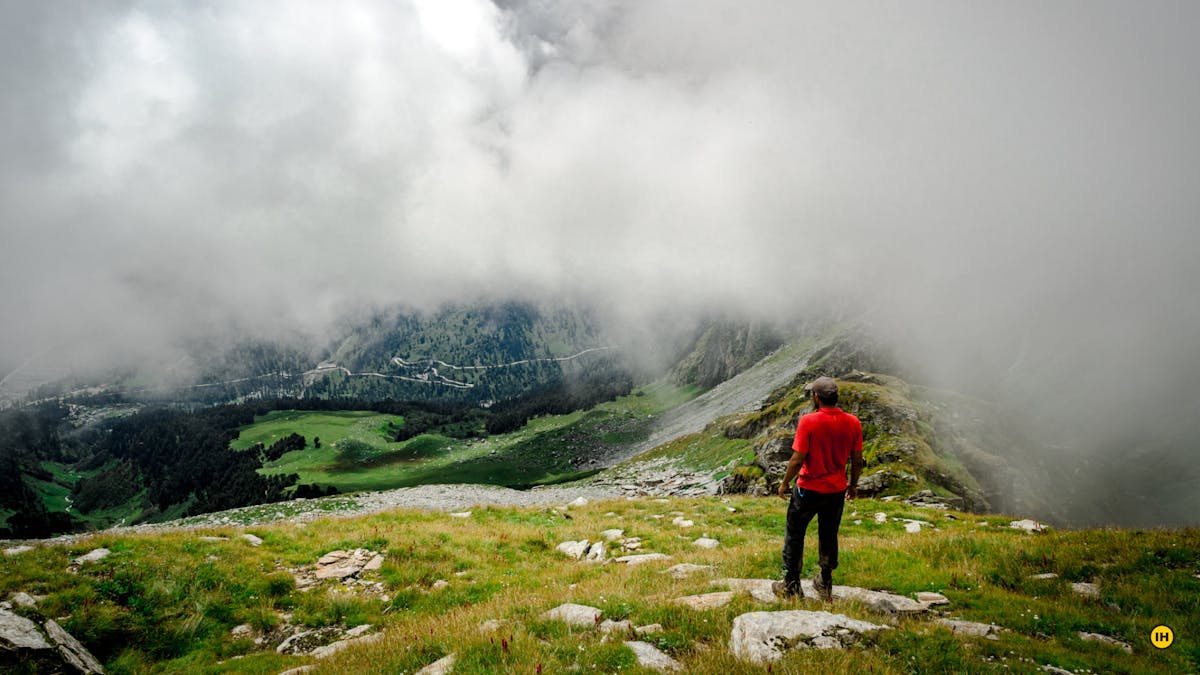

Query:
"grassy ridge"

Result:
[[1, 496, 1196, 673]]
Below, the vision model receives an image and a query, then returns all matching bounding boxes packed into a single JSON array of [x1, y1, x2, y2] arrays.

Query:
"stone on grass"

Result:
[[904, 521, 922, 534], [556, 540, 590, 560], [625, 640, 682, 672], [415, 652, 457, 675], [600, 529, 624, 541], [585, 542, 606, 563], [478, 619, 503, 634], [363, 554, 385, 571], [916, 592, 950, 606], [198, 536, 228, 542], [310, 631, 382, 658], [72, 548, 111, 565], [730, 610, 890, 662], [278, 667, 316, 675], [804, 581, 928, 615], [662, 564, 715, 580], [1041, 666, 1073, 675], [44, 619, 105, 674], [1029, 573, 1059, 580], [599, 619, 633, 634], [1010, 519, 1048, 533], [241, 534, 263, 547], [10, 592, 39, 608], [541, 603, 602, 627], [449, 511, 472, 518], [1070, 582, 1100, 597], [3, 546, 35, 556], [431, 579, 449, 590], [714, 578, 779, 604], [230, 624, 253, 637], [673, 592, 736, 611], [1078, 631, 1132, 653], [569, 497, 589, 508], [873, 513, 887, 524], [0, 608, 51, 651], [614, 553, 672, 565], [693, 538, 720, 549], [934, 618, 1006, 640], [636, 624, 663, 636], [314, 549, 377, 580], [675, 519, 694, 528]]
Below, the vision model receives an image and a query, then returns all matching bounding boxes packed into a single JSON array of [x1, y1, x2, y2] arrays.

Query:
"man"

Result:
[[773, 376, 863, 601]]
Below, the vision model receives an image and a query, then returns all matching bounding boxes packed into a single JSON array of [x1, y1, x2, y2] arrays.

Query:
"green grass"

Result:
[[1, 496, 1195, 674], [230, 410, 403, 451]]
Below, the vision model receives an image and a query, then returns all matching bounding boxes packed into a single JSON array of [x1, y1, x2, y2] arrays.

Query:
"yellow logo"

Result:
[[1150, 625, 1174, 649]]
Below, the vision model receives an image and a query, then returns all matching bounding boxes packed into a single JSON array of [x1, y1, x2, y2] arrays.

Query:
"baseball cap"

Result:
[[807, 376, 838, 399]]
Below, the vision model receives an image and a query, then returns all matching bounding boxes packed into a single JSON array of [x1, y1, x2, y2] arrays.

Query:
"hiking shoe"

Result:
[[812, 569, 833, 602], [772, 580, 802, 600]]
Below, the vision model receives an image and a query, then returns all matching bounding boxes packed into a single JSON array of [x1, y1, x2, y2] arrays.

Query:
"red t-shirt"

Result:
[[792, 407, 863, 493]]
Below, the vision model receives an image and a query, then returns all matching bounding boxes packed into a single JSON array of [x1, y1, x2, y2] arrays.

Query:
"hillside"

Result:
[[2, 493, 1195, 674]]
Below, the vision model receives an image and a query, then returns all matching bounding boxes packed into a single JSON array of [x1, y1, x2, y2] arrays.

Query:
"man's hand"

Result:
[[778, 482, 790, 501], [846, 485, 858, 500]]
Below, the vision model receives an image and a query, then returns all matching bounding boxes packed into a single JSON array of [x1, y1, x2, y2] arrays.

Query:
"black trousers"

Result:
[[782, 486, 846, 589]]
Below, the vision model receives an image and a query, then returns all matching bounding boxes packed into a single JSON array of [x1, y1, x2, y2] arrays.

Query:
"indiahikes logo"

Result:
[[1150, 624, 1174, 649]]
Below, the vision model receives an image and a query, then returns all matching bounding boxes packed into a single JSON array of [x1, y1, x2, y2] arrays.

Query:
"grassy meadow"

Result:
[[2, 494, 1196, 674], [231, 382, 703, 493]]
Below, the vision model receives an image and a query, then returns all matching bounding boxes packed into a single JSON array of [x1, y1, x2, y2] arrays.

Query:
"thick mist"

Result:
[[2, 2, 1197, 524]]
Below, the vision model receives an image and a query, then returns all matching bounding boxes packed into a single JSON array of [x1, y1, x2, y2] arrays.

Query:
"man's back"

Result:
[[793, 407, 862, 493]]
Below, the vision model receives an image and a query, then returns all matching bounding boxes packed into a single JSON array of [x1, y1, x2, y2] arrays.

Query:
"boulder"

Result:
[[729, 610, 889, 662], [363, 554, 385, 571], [415, 653, 457, 675], [600, 529, 625, 541], [873, 513, 887, 524], [314, 549, 378, 580], [449, 511, 472, 518], [754, 435, 794, 486], [3, 546, 35, 556], [540, 603, 602, 627], [1070, 582, 1100, 597], [10, 592, 39, 608], [431, 580, 449, 590], [1078, 631, 1131, 653], [584, 542, 607, 563], [673, 592, 736, 611], [1009, 519, 1048, 533], [625, 641, 682, 672], [933, 618, 1006, 640], [904, 522, 922, 534], [916, 592, 950, 606], [808, 581, 927, 615], [598, 619, 633, 634], [241, 534, 264, 547], [569, 497, 589, 508], [72, 549, 111, 566], [309, 631, 383, 658], [635, 624, 663, 636], [693, 538, 720, 549], [1029, 573, 1059, 580], [44, 620, 105, 674], [556, 540, 590, 560], [713, 578, 779, 604], [0, 608, 51, 651]]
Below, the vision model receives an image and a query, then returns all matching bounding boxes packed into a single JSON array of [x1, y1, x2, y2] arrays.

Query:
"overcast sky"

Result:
[[3, 1, 1199, 413]]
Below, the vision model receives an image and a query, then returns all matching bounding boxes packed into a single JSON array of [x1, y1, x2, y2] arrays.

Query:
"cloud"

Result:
[[2, 1, 1198, 521]]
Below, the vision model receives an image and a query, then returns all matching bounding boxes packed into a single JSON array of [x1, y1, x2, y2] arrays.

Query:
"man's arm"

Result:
[[777, 451, 806, 500], [847, 451, 863, 499]]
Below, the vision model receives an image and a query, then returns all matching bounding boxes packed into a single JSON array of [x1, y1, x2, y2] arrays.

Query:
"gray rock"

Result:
[[44, 619, 105, 674], [3, 546, 34, 556], [934, 618, 1006, 640], [904, 521, 923, 534], [729, 610, 890, 662], [613, 553, 672, 565], [540, 603, 602, 627], [673, 592, 736, 611], [916, 592, 950, 606], [198, 536, 228, 542], [598, 619, 633, 634], [10, 592, 39, 608], [241, 534, 264, 547], [1078, 631, 1132, 653], [309, 631, 383, 658], [693, 538, 720, 549], [873, 512, 887, 524], [1029, 573, 1059, 580], [599, 529, 624, 541], [363, 554, 385, 571], [230, 624, 253, 637], [277, 667, 316, 675], [625, 641, 682, 672], [556, 540, 590, 560], [0, 608, 51, 651], [1070, 582, 1100, 597], [415, 653, 457, 675], [635, 624, 663, 636], [662, 564, 715, 580], [713, 578, 779, 604], [584, 542, 606, 563], [1009, 519, 1048, 533], [72, 548, 111, 565], [314, 549, 377, 580], [807, 581, 928, 615], [478, 619, 503, 634], [569, 497, 589, 508], [1041, 666, 1074, 675], [811, 635, 841, 649], [448, 511, 472, 518], [431, 579, 449, 590]]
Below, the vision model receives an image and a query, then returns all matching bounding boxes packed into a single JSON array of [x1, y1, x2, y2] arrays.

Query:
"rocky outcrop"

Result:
[[624, 640, 682, 672], [671, 321, 783, 389], [729, 610, 889, 662], [291, 548, 384, 589], [0, 608, 104, 674]]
